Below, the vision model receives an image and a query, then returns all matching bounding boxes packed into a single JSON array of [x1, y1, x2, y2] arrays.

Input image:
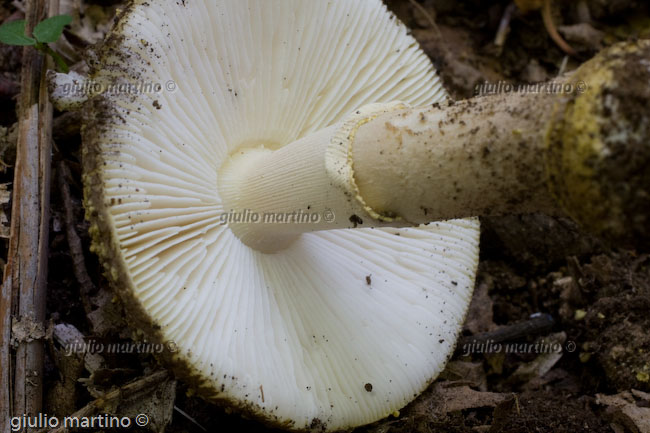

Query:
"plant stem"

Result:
[[35, 42, 68, 73], [1, 0, 57, 428], [541, 0, 576, 56]]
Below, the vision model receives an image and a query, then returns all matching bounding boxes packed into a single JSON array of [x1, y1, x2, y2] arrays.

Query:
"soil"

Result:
[[1, 1, 649, 432]]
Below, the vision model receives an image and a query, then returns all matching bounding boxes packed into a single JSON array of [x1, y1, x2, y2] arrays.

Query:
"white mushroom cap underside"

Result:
[[94, 0, 479, 430]]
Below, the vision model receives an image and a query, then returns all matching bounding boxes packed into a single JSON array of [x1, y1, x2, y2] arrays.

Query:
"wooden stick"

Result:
[[57, 160, 96, 317], [44, 371, 169, 433], [1, 0, 57, 428], [456, 313, 555, 352]]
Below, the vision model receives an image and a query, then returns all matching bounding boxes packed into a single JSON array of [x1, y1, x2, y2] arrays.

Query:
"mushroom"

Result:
[[76, 1, 479, 431], [50, 0, 650, 431]]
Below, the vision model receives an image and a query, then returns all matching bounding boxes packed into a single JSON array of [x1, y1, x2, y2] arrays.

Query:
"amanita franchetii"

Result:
[[49, 0, 649, 431]]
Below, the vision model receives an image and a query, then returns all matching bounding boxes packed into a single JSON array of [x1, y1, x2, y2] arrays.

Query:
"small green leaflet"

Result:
[[0, 15, 71, 46], [33, 15, 72, 43], [0, 20, 36, 46]]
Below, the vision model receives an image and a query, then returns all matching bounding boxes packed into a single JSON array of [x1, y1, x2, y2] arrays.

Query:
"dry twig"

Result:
[[45, 371, 170, 433], [57, 160, 95, 317], [494, 3, 518, 49], [407, 0, 442, 39], [457, 313, 555, 352]]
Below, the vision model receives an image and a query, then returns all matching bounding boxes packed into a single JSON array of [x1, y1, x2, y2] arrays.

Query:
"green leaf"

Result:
[[32, 15, 72, 43], [0, 20, 36, 46]]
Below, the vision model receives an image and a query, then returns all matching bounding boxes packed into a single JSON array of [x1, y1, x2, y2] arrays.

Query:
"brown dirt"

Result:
[[2, 1, 650, 432]]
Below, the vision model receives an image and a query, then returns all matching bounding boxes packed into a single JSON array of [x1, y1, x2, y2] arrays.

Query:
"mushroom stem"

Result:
[[219, 110, 413, 252], [352, 94, 560, 222], [220, 40, 650, 252]]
